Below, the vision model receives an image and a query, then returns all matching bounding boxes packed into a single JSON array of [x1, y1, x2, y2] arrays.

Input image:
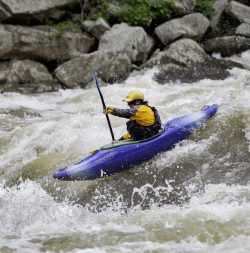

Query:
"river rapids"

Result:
[[0, 51, 250, 253]]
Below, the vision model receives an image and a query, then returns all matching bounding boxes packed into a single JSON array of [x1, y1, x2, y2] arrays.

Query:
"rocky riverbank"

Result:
[[0, 0, 249, 93]]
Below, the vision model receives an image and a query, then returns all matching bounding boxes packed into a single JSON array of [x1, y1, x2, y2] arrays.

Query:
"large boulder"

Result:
[[0, 0, 76, 22], [225, 1, 250, 24], [143, 38, 211, 69], [171, 0, 196, 15], [153, 58, 244, 84], [203, 36, 250, 56], [142, 38, 240, 83], [7, 59, 53, 84], [155, 13, 210, 46], [0, 59, 60, 93], [98, 23, 154, 63], [1, 25, 95, 62], [55, 51, 132, 88]]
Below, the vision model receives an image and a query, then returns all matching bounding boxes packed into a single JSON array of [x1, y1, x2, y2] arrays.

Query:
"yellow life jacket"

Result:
[[130, 105, 155, 126]]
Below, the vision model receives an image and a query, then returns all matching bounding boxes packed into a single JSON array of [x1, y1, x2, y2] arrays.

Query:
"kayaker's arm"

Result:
[[109, 107, 137, 119]]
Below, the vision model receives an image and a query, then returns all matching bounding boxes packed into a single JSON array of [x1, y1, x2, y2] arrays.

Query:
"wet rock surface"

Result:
[[203, 36, 250, 57]]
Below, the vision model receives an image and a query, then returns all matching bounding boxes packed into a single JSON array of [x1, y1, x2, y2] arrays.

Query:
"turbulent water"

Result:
[[1, 51, 250, 253]]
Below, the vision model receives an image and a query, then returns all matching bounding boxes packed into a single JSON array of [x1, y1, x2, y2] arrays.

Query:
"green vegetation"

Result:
[[55, 21, 81, 32], [94, 0, 175, 26], [45, 20, 81, 39], [46, 20, 81, 32], [195, 0, 213, 18], [117, 0, 175, 26]]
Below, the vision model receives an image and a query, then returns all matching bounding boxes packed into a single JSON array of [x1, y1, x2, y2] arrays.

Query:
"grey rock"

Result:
[[98, 23, 154, 63], [1, 25, 95, 61], [155, 13, 210, 45], [83, 18, 110, 39], [171, 0, 196, 15], [0, 27, 13, 57], [82, 20, 95, 31], [154, 59, 242, 84], [55, 51, 132, 88], [89, 18, 111, 39], [143, 38, 211, 69], [6, 59, 53, 84], [236, 23, 250, 37], [210, 0, 229, 28], [203, 36, 250, 56], [0, 0, 76, 22], [0, 59, 60, 93], [0, 5, 11, 21], [225, 1, 250, 24], [141, 38, 238, 83]]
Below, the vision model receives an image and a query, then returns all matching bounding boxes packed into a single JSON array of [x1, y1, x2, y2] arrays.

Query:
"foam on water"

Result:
[[0, 180, 249, 253]]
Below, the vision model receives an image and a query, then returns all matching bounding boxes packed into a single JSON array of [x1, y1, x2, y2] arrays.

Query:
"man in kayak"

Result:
[[105, 90, 161, 141]]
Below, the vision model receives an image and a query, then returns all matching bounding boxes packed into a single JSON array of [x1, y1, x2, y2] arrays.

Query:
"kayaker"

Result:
[[105, 90, 161, 141]]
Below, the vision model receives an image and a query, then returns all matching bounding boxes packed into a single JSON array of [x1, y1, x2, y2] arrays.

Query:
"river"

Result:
[[0, 52, 250, 253]]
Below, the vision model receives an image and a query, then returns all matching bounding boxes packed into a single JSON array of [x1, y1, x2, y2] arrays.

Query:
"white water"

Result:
[[0, 51, 250, 252], [1, 181, 249, 253]]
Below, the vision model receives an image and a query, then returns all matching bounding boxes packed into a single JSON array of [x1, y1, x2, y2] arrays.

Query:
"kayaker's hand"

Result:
[[104, 106, 114, 114]]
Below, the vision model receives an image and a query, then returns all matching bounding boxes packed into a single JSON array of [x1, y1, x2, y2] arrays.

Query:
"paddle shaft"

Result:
[[92, 70, 115, 141]]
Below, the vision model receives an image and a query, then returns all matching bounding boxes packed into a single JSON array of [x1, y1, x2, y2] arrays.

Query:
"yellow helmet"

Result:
[[123, 90, 144, 102]]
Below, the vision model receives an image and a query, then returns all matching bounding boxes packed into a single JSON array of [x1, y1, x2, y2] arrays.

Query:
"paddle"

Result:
[[92, 70, 115, 142]]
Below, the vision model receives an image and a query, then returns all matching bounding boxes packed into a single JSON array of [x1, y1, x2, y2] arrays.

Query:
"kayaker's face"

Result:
[[128, 100, 143, 107]]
